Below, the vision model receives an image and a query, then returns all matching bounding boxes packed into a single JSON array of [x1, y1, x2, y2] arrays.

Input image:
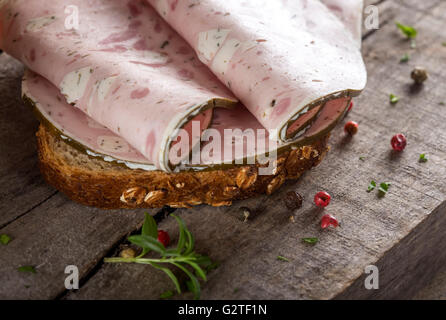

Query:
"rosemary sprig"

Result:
[[105, 213, 212, 300]]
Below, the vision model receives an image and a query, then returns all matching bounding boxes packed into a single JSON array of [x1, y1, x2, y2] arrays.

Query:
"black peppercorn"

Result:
[[285, 191, 303, 210]]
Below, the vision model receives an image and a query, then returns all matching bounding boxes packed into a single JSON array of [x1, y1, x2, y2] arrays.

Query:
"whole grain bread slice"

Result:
[[36, 124, 330, 209]]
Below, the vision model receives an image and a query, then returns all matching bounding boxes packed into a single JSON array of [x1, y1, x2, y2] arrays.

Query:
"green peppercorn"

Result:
[[411, 67, 428, 84]]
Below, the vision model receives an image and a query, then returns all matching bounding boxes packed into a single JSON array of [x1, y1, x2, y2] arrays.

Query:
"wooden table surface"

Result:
[[1, 0, 446, 300]]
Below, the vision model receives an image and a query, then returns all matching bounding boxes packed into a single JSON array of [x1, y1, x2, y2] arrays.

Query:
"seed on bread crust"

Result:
[[236, 168, 258, 189], [120, 187, 147, 205], [211, 200, 233, 207], [170, 202, 192, 208], [271, 158, 286, 175], [223, 186, 239, 198], [186, 199, 203, 206], [266, 172, 286, 195], [144, 190, 166, 204], [301, 146, 312, 160]]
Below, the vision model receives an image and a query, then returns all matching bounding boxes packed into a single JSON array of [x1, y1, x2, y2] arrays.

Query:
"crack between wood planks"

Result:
[[0, 190, 58, 230], [54, 206, 176, 300]]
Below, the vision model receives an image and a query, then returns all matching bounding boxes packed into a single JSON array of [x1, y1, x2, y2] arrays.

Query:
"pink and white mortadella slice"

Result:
[[321, 0, 364, 48], [22, 70, 280, 171], [23, 70, 351, 172], [0, 0, 237, 171], [147, 0, 367, 142]]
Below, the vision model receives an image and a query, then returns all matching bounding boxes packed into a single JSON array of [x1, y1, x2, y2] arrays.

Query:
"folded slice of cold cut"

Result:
[[0, 0, 237, 171], [321, 0, 364, 48], [23, 69, 351, 174], [147, 0, 367, 142]]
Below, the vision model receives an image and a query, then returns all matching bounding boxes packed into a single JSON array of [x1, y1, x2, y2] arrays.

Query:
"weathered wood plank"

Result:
[[0, 55, 58, 228], [66, 0, 446, 300], [0, 194, 149, 299], [414, 265, 446, 300]]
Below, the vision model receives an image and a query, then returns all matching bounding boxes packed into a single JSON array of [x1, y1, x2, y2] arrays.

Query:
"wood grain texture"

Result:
[[1, 0, 446, 300], [0, 55, 57, 228]]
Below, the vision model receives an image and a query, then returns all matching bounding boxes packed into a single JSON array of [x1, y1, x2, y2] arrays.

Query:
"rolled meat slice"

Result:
[[23, 70, 350, 172], [147, 0, 367, 142], [321, 0, 364, 47], [0, 0, 237, 171], [22, 70, 271, 170]]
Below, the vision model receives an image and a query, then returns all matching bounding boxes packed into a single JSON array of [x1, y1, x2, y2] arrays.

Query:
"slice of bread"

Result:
[[36, 124, 330, 209]]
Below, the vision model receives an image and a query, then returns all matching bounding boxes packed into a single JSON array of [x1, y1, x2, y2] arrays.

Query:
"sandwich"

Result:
[[0, 0, 367, 209]]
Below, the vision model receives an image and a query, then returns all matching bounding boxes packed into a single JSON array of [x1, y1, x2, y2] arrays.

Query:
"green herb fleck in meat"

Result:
[[160, 41, 169, 49]]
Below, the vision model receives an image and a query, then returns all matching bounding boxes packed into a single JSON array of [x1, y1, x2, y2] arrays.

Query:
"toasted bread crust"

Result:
[[36, 125, 329, 209]]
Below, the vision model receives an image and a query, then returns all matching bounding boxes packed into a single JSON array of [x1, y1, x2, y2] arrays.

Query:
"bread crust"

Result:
[[36, 125, 329, 209]]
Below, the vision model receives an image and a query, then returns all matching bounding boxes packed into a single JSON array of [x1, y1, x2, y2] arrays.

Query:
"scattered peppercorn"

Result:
[[314, 191, 331, 208], [284, 191, 303, 210], [344, 121, 359, 135], [391, 134, 407, 151], [411, 67, 428, 84], [321, 214, 339, 229], [120, 248, 136, 259], [157, 230, 170, 247]]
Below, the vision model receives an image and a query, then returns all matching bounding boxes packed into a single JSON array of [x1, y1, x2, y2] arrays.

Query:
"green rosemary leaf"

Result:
[[128, 235, 166, 255], [141, 212, 158, 239], [185, 261, 207, 281], [171, 214, 187, 253], [151, 262, 181, 294], [173, 262, 201, 300], [184, 229, 195, 255]]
